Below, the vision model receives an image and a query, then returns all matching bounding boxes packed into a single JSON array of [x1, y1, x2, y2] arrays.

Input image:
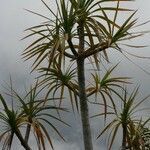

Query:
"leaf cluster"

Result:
[[0, 82, 68, 150]]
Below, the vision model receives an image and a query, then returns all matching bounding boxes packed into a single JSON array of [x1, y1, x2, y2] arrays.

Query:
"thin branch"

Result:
[[64, 83, 79, 96], [57, 46, 75, 59], [72, 42, 109, 60], [64, 51, 75, 59], [83, 42, 109, 59], [87, 89, 97, 97], [67, 38, 78, 56]]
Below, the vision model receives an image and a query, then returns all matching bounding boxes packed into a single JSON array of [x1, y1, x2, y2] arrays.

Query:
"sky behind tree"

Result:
[[0, 0, 150, 149]]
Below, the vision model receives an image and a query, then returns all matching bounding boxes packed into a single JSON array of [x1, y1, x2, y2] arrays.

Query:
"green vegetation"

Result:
[[0, 0, 150, 150]]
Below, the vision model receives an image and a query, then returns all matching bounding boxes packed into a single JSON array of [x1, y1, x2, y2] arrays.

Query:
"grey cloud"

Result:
[[0, 0, 150, 150]]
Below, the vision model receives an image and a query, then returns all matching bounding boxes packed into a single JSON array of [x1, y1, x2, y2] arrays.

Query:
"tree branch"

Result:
[[67, 38, 78, 56], [82, 42, 109, 59], [64, 51, 75, 59], [87, 89, 97, 98], [57, 46, 75, 59], [72, 42, 109, 61], [64, 82, 79, 96], [15, 129, 31, 150]]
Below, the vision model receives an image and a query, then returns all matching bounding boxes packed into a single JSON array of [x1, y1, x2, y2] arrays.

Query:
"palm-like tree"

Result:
[[38, 60, 79, 110], [86, 64, 130, 119], [0, 94, 31, 150], [0, 81, 69, 150], [140, 127, 150, 149], [93, 87, 150, 150], [9, 82, 69, 150], [22, 0, 145, 149]]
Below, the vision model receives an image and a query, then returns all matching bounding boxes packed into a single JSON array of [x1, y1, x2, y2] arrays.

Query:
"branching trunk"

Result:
[[15, 129, 31, 150], [77, 20, 93, 150], [25, 124, 31, 143]]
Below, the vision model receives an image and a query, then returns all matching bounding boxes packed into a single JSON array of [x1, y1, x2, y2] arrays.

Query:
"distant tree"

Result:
[[22, 0, 149, 150]]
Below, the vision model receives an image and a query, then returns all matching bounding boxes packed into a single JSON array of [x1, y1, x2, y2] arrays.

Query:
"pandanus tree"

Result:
[[22, 0, 147, 149], [93, 87, 150, 150], [0, 82, 68, 150], [0, 94, 31, 150]]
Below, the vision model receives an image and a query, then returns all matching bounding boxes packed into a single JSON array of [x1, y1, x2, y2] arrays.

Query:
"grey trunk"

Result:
[[15, 129, 31, 150], [77, 20, 93, 150], [121, 124, 127, 150], [25, 124, 31, 143], [77, 59, 93, 150]]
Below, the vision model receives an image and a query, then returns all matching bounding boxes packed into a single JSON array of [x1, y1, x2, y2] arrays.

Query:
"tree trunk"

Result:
[[15, 129, 31, 150], [77, 59, 93, 150], [76, 20, 93, 150], [25, 124, 31, 143], [122, 124, 127, 150]]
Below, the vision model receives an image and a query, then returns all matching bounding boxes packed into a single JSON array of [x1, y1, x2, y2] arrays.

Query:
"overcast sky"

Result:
[[0, 0, 150, 150]]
